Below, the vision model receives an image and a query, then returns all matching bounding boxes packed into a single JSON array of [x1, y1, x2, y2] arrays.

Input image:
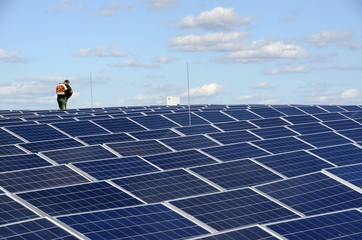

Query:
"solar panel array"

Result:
[[0, 104, 361, 239]]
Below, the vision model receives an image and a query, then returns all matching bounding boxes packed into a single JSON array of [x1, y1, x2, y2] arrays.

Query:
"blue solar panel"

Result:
[[130, 115, 180, 129], [72, 156, 160, 180], [52, 121, 110, 137], [256, 172, 362, 215], [174, 124, 221, 135], [339, 105, 362, 111], [222, 109, 261, 120], [323, 119, 362, 131], [18, 138, 85, 153], [340, 110, 362, 119], [0, 165, 89, 193], [129, 129, 180, 140], [163, 112, 209, 126], [197, 226, 278, 240], [189, 159, 282, 189], [252, 137, 312, 154], [0, 154, 51, 173], [0, 218, 78, 240], [77, 132, 134, 145], [273, 106, 306, 116], [312, 112, 347, 121], [282, 114, 319, 124], [0, 129, 24, 145], [250, 118, 289, 128], [17, 181, 142, 216], [194, 111, 235, 123], [5, 124, 68, 142], [106, 140, 172, 157], [267, 209, 362, 240], [94, 117, 146, 133], [170, 188, 298, 231], [0, 145, 26, 156], [297, 106, 328, 114], [160, 135, 219, 151], [58, 204, 209, 240], [207, 130, 260, 144], [112, 169, 219, 203], [213, 120, 256, 131], [249, 107, 285, 118], [287, 122, 333, 134], [41, 145, 118, 164], [0, 194, 38, 225], [319, 105, 346, 112], [297, 132, 351, 148], [326, 163, 362, 188], [254, 150, 333, 177], [251, 126, 298, 139], [202, 142, 270, 161], [338, 128, 362, 142], [309, 144, 362, 166]]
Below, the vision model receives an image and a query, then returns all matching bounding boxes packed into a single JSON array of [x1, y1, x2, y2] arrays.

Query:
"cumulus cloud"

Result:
[[303, 30, 359, 48], [278, 8, 301, 23], [133, 94, 163, 104], [181, 83, 225, 97], [144, 0, 179, 10], [325, 64, 362, 71], [169, 32, 251, 51], [74, 46, 129, 57], [88, 2, 135, 17], [0, 49, 33, 63], [253, 81, 273, 89], [152, 56, 177, 64], [54, 0, 84, 10], [218, 40, 309, 63], [178, 7, 256, 31], [341, 88, 358, 99], [111, 59, 159, 68], [262, 65, 309, 75]]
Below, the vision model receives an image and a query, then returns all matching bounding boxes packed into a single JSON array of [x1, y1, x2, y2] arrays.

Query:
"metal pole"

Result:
[[187, 62, 191, 126], [90, 72, 94, 111]]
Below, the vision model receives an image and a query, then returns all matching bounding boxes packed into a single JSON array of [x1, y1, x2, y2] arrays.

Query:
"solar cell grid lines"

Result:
[[248, 107, 285, 118], [221, 109, 261, 120], [94, 117, 147, 133], [160, 134, 219, 151], [297, 106, 328, 114], [326, 163, 362, 188], [250, 126, 298, 139], [252, 136, 313, 154], [51, 120, 110, 137], [207, 130, 260, 144], [0, 153, 51, 173], [130, 114, 180, 129], [163, 112, 209, 126], [0, 194, 38, 225], [0, 145, 26, 156], [129, 128, 181, 140], [174, 124, 221, 135], [77, 132, 134, 145], [250, 117, 290, 128], [213, 120, 256, 131], [322, 119, 362, 131], [18, 138, 85, 153], [297, 131, 352, 148], [193, 111, 235, 123], [106, 139, 172, 157], [195, 226, 278, 240], [5, 124, 69, 142], [287, 122, 333, 135], [282, 114, 319, 124]]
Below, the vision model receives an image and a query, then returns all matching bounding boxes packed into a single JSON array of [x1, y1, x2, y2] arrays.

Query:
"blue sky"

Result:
[[1, 0, 361, 110]]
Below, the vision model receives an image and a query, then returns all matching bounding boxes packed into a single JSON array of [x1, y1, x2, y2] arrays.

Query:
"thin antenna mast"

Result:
[[90, 72, 94, 111], [187, 62, 191, 126]]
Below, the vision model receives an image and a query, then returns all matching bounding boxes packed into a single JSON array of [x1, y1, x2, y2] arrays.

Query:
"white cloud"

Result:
[[144, 0, 179, 10], [0, 49, 33, 63], [152, 56, 177, 64], [253, 81, 272, 89], [278, 8, 301, 23], [178, 7, 256, 31], [88, 3, 134, 17], [181, 83, 225, 97], [303, 30, 359, 48], [235, 94, 259, 100], [326, 65, 362, 71], [75, 46, 128, 57], [341, 88, 358, 99], [169, 32, 251, 51], [262, 65, 309, 75], [133, 94, 163, 103], [54, 0, 84, 10], [218, 40, 308, 63], [112, 59, 159, 68]]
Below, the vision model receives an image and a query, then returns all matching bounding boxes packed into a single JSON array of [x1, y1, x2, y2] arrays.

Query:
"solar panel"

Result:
[[144, 149, 217, 170], [0, 154, 51, 173], [252, 137, 312, 154], [51, 121, 110, 137], [326, 163, 362, 188], [170, 188, 298, 231], [0, 218, 79, 240], [130, 115, 180, 129], [0, 194, 38, 225], [251, 126, 298, 139], [249, 107, 285, 118], [160, 135, 219, 151], [193, 111, 235, 123], [174, 124, 220, 135], [221, 109, 261, 120], [339, 105, 362, 111], [297, 132, 351, 148], [201, 142, 270, 161], [322, 119, 362, 131], [250, 118, 289, 128], [312, 112, 347, 121], [18, 138, 85, 153], [338, 128, 362, 142], [256, 172, 362, 215], [287, 122, 333, 134], [189, 159, 282, 190], [94, 117, 146, 133], [57, 204, 209, 240], [340, 110, 362, 119], [297, 106, 328, 114], [319, 105, 346, 112], [5, 124, 68, 142], [273, 106, 306, 116], [282, 115, 319, 124], [0, 145, 26, 156], [129, 129, 180, 140], [77, 132, 134, 145], [111, 169, 219, 203], [267, 209, 362, 240], [72, 156, 160, 180], [0, 129, 24, 146], [207, 130, 260, 144], [106, 140, 172, 157], [309, 144, 362, 166], [163, 112, 209, 126], [196, 226, 278, 240], [0, 165, 89, 193], [17, 181, 142, 216], [41, 145, 119, 164], [254, 150, 333, 177], [213, 120, 256, 131]]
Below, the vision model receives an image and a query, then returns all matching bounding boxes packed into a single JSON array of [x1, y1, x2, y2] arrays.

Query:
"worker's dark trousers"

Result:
[[57, 97, 67, 110]]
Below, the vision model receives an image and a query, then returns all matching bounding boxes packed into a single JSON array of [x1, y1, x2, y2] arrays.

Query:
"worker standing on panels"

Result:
[[56, 80, 73, 110]]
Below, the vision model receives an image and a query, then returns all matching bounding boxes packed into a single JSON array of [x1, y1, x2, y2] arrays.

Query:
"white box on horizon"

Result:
[[167, 96, 180, 106]]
